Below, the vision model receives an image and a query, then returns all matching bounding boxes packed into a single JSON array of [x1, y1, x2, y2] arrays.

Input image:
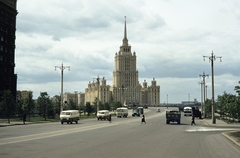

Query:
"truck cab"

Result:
[[166, 110, 181, 124], [183, 107, 192, 116]]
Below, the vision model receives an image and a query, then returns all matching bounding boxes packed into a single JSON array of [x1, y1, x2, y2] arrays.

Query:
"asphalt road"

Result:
[[0, 107, 240, 158]]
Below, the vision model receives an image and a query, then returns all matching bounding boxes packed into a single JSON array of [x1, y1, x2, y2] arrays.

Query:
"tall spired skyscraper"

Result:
[[112, 17, 142, 105], [85, 17, 160, 107]]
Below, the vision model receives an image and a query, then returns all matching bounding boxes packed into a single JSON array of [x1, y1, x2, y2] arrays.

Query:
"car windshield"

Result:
[[61, 112, 71, 115]]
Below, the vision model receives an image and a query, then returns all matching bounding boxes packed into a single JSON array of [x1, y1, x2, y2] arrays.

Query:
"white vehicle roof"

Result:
[[184, 107, 192, 109], [61, 110, 79, 112], [117, 107, 128, 110], [98, 110, 109, 112]]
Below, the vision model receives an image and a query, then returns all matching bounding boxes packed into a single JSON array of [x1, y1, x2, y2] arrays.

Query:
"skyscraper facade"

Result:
[[0, 0, 17, 101], [85, 18, 160, 107]]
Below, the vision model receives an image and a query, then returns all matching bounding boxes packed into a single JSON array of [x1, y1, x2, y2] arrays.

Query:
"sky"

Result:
[[15, 0, 240, 103]]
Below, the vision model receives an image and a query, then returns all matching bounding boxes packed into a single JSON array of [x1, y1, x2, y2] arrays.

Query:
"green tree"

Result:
[[93, 97, 99, 113], [85, 102, 93, 116], [204, 99, 212, 118], [36, 92, 53, 121], [103, 102, 111, 110], [234, 81, 240, 96], [0, 90, 16, 123], [68, 98, 78, 110], [53, 95, 61, 115], [22, 92, 35, 121], [111, 101, 122, 110], [15, 98, 24, 118]]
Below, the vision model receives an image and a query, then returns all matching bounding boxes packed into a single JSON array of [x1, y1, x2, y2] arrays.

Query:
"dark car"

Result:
[[132, 109, 140, 117]]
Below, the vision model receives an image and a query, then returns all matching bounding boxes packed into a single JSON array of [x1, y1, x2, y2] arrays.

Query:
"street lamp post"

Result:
[[200, 72, 209, 118], [203, 51, 222, 124], [205, 85, 208, 99], [188, 93, 190, 105], [167, 94, 168, 106], [119, 85, 127, 106], [198, 82, 203, 115], [55, 63, 70, 112], [74, 91, 78, 108]]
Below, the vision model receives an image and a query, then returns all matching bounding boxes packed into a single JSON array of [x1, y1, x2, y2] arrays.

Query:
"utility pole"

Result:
[[199, 72, 209, 118], [203, 51, 222, 124], [198, 81, 204, 116], [188, 93, 190, 105], [206, 85, 208, 99], [93, 76, 101, 112], [167, 94, 168, 105], [55, 63, 70, 112], [120, 85, 127, 106], [74, 91, 78, 108]]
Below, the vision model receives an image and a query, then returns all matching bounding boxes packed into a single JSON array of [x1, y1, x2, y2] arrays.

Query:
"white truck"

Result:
[[183, 107, 192, 116], [60, 110, 80, 124], [116, 107, 128, 118], [97, 110, 110, 121]]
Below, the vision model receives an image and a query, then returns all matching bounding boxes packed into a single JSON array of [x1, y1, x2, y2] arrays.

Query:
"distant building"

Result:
[[0, 0, 17, 101], [85, 18, 160, 107], [182, 98, 200, 106], [16, 90, 33, 100], [63, 92, 85, 106], [85, 77, 111, 104]]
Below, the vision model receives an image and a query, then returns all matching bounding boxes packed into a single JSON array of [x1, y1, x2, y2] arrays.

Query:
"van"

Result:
[[97, 110, 110, 121], [60, 110, 80, 124], [183, 107, 192, 116], [116, 107, 128, 118]]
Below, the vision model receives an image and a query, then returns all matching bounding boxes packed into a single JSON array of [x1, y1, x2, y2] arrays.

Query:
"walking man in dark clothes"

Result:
[[141, 115, 146, 124], [191, 116, 196, 125], [23, 113, 26, 124], [108, 114, 111, 123]]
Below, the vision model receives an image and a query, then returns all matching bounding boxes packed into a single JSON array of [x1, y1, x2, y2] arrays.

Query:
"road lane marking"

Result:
[[0, 108, 165, 145], [0, 123, 118, 145], [186, 126, 237, 132]]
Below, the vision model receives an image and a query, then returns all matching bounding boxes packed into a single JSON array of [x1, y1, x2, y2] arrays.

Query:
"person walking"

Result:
[[141, 115, 146, 124], [191, 116, 196, 125], [23, 113, 26, 124], [108, 114, 111, 123]]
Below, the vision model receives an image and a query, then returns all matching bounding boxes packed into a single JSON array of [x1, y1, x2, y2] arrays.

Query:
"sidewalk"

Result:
[[202, 118, 240, 147], [0, 120, 54, 127]]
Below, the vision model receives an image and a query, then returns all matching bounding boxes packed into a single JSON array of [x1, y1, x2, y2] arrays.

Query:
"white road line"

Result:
[[186, 127, 237, 132], [0, 123, 117, 145]]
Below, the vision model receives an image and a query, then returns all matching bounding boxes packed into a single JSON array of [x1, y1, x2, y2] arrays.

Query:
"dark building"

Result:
[[0, 0, 17, 101]]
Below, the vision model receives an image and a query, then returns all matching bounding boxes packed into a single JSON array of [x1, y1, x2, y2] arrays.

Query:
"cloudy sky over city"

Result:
[[16, 0, 240, 103]]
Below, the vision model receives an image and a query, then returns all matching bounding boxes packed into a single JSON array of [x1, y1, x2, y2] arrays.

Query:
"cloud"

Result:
[[15, 0, 240, 103]]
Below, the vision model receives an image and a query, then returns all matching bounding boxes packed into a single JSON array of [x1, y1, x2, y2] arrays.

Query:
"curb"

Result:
[[0, 121, 59, 127], [222, 132, 240, 147]]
